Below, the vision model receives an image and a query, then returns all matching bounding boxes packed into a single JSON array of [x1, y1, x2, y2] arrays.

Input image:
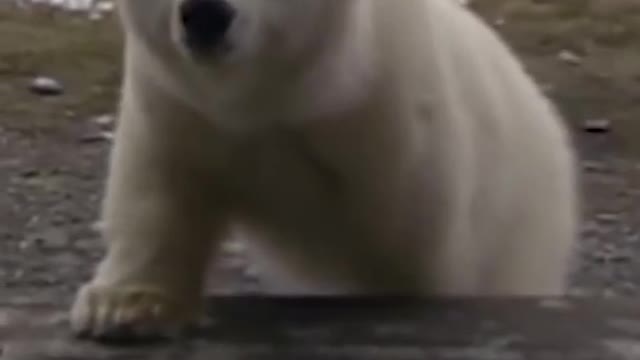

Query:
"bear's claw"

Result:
[[70, 284, 196, 342]]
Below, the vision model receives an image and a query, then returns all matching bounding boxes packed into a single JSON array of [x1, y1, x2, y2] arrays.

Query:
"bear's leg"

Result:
[[70, 75, 223, 340]]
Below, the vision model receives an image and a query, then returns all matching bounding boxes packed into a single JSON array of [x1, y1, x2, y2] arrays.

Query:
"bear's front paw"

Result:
[[70, 284, 199, 341]]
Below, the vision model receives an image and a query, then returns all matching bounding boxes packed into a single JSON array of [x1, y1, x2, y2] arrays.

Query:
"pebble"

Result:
[[89, 220, 104, 233], [22, 228, 70, 249], [219, 256, 247, 269], [557, 50, 583, 66], [539, 298, 571, 310], [87, 2, 113, 21], [540, 83, 555, 94], [583, 118, 611, 133], [29, 76, 64, 96], [592, 245, 632, 264], [243, 265, 260, 279], [17, 0, 115, 14], [88, 11, 102, 20], [0, 311, 10, 328], [582, 160, 607, 172], [596, 213, 620, 224], [91, 114, 115, 128], [18, 168, 40, 178], [79, 131, 114, 143], [12, 269, 24, 280], [94, 0, 114, 14], [221, 239, 247, 255]]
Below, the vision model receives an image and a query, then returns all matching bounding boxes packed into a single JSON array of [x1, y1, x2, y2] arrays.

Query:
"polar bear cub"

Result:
[[70, 0, 579, 339]]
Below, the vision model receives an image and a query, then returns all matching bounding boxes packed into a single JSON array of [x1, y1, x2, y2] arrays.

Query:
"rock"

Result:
[[88, 1, 115, 20], [90, 114, 115, 129], [22, 228, 70, 250], [0, 311, 11, 328], [12, 269, 24, 280], [89, 220, 104, 234], [221, 239, 247, 255], [243, 264, 260, 279], [583, 118, 611, 133], [79, 131, 114, 143], [540, 83, 555, 94], [557, 50, 583, 66], [82, 114, 115, 142], [592, 244, 632, 264], [18, 168, 40, 178], [595, 213, 620, 224], [88, 11, 103, 21], [95, 0, 114, 13], [218, 255, 247, 270], [582, 160, 607, 172], [29, 76, 64, 96]]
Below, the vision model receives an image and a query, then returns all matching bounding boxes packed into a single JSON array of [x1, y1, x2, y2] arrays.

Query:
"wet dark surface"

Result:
[[2, 297, 640, 359]]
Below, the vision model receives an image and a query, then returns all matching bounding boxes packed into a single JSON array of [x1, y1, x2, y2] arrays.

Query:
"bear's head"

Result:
[[117, 0, 376, 119], [118, 0, 362, 65]]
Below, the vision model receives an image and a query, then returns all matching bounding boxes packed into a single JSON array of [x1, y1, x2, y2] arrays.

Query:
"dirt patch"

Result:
[[1, 0, 640, 308], [472, 0, 640, 156]]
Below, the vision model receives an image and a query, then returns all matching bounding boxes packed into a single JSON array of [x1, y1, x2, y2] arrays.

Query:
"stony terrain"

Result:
[[1, 0, 640, 310]]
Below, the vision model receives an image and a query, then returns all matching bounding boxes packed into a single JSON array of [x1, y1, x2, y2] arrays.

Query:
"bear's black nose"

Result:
[[179, 0, 236, 52]]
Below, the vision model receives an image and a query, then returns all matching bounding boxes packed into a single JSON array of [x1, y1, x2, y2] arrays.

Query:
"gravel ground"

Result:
[[1, 0, 640, 307]]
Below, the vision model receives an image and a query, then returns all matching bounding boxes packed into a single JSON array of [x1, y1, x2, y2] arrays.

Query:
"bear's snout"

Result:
[[179, 0, 236, 53]]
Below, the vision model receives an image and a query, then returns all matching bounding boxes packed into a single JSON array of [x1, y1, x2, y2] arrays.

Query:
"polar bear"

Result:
[[70, 0, 579, 339]]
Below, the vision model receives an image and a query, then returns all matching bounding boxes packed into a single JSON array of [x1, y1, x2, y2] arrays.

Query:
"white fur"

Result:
[[71, 0, 579, 338]]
